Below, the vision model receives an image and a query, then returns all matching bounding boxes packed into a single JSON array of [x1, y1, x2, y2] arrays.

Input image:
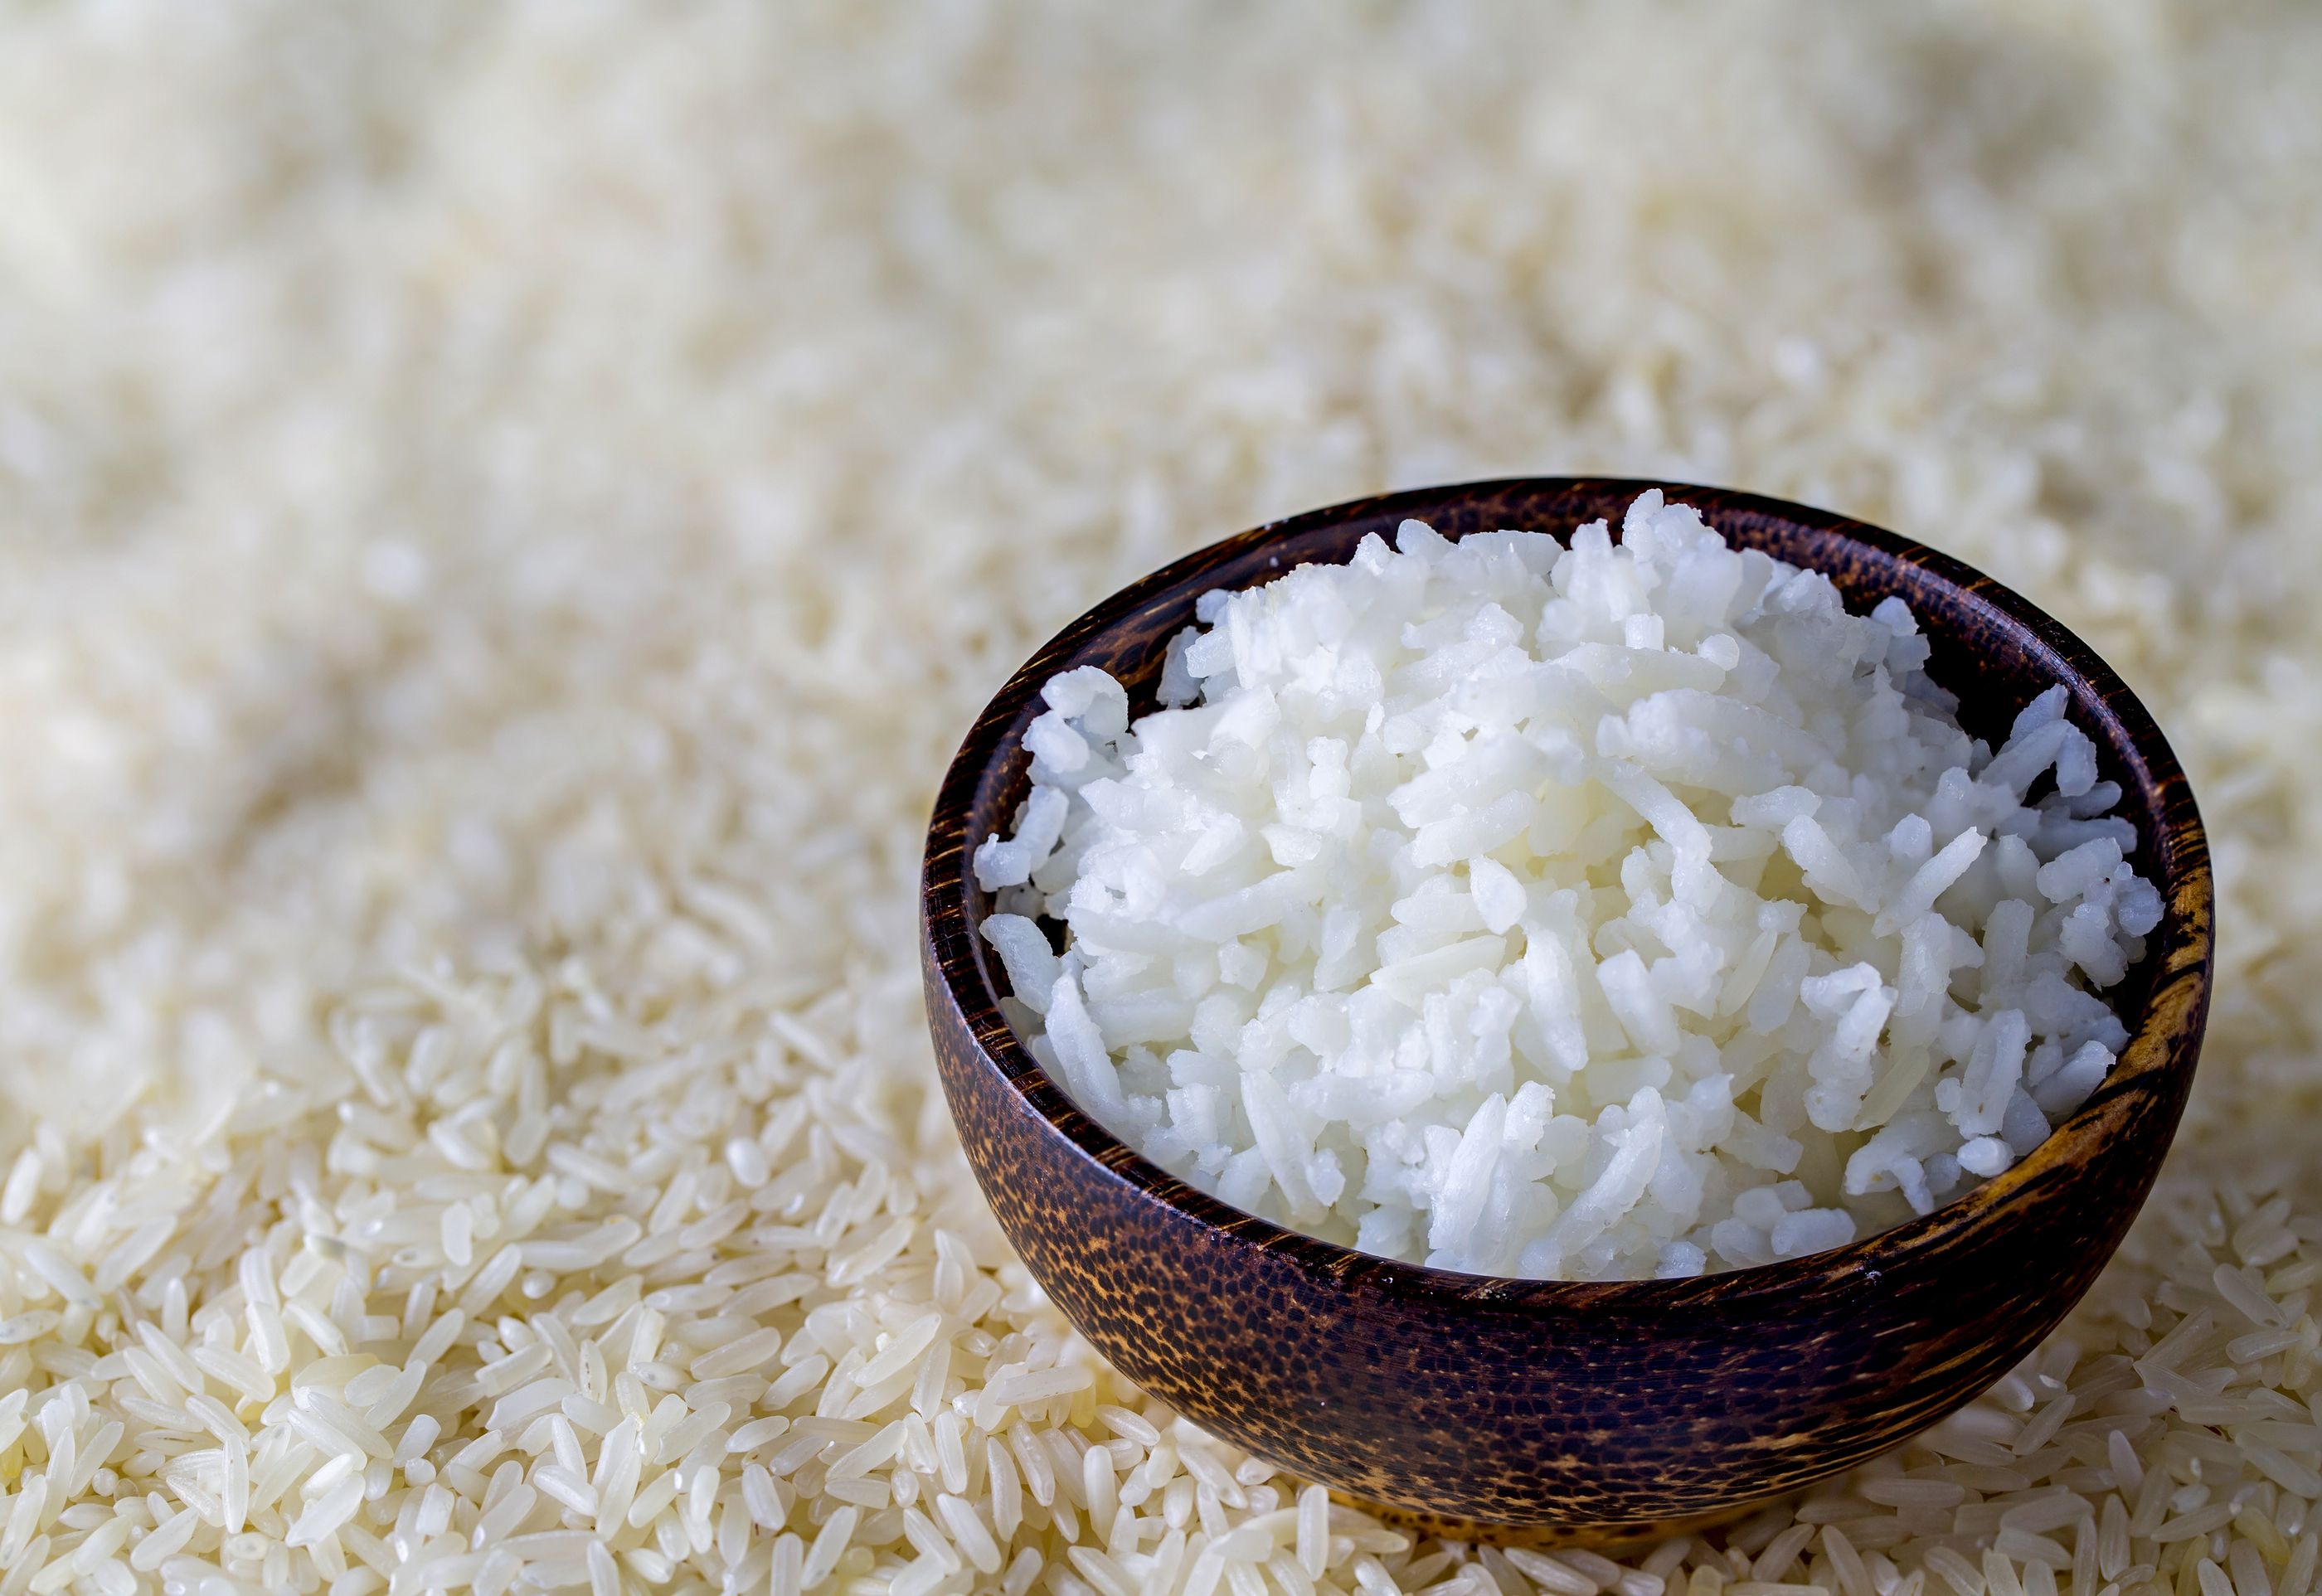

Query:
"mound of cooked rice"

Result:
[[980, 493, 2156, 1278], [0, 3, 2316, 1594]]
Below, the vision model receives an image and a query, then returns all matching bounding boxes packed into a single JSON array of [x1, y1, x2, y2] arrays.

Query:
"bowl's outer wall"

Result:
[[921, 480, 2213, 1528]]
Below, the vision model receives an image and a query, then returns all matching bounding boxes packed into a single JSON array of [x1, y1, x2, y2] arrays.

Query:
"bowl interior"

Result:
[[928, 477, 2212, 1305]]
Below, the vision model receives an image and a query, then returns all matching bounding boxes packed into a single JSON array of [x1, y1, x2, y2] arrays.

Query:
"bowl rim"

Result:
[[922, 476, 2213, 1311]]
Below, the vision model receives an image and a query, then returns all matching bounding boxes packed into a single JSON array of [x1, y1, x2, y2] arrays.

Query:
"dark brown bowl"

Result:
[[920, 479, 2212, 1541]]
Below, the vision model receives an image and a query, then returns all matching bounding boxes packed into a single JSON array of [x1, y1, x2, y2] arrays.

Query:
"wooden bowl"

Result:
[[920, 479, 2213, 1541]]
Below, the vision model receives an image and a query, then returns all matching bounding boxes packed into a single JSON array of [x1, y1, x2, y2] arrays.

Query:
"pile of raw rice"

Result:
[[0, 3, 2317, 1594]]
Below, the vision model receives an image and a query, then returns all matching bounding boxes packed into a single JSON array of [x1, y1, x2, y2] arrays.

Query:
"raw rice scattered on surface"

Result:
[[0, 3, 2318, 1594]]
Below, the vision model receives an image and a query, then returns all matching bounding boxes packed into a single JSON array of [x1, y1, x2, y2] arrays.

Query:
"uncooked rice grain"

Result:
[[0, 3, 2318, 1594]]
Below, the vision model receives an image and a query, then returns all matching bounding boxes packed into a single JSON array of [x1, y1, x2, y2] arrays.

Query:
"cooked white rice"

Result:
[[979, 492, 2154, 1277], [0, 3, 2315, 1594]]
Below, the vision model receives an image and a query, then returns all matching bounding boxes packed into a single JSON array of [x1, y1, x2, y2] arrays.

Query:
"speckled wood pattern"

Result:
[[921, 480, 2213, 1540]]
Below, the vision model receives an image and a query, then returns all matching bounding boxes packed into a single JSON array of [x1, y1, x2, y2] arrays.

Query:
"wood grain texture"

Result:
[[919, 479, 2213, 1539]]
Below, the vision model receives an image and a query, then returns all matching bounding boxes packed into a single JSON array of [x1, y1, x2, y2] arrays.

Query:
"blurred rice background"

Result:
[[1, 3, 2319, 1593]]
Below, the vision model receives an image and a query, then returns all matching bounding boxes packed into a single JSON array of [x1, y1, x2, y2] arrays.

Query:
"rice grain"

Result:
[[0, 3, 2315, 1592]]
